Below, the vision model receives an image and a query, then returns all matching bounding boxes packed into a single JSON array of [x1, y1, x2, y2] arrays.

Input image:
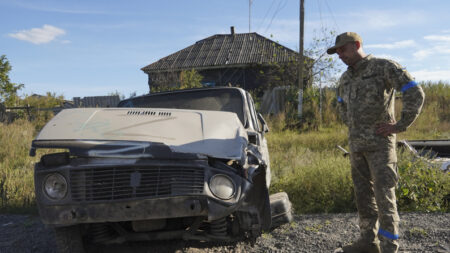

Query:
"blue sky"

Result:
[[1, 0, 449, 100]]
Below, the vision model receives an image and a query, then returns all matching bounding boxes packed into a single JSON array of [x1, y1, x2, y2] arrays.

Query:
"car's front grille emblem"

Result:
[[130, 171, 141, 187]]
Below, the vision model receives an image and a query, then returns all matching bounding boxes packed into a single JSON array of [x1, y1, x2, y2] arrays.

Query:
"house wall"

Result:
[[146, 63, 311, 94]]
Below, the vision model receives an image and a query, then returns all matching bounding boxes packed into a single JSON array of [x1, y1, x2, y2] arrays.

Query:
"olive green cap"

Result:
[[327, 32, 363, 54]]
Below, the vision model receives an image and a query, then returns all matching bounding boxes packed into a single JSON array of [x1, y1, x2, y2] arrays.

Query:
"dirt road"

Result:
[[0, 212, 449, 253]]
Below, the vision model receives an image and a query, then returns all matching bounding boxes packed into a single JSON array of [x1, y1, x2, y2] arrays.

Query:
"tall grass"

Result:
[[267, 128, 354, 213], [0, 119, 38, 212]]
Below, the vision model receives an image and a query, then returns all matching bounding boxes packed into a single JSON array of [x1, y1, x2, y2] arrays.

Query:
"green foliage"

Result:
[[300, 86, 340, 130], [266, 120, 449, 213], [301, 87, 321, 130], [153, 69, 204, 92], [108, 90, 126, 100], [396, 150, 450, 212], [0, 55, 24, 106], [265, 86, 339, 131], [21, 92, 65, 128], [304, 28, 341, 86], [267, 126, 355, 213], [179, 69, 203, 89]]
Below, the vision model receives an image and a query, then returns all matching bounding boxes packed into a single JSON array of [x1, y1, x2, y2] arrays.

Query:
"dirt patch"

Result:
[[0, 212, 449, 252]]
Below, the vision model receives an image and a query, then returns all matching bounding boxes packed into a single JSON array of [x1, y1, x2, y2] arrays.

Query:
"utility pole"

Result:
[[298, 0, 305, 119], [249, 0, 252, 32]]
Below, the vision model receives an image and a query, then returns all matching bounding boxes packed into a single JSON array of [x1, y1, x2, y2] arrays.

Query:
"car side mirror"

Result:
[[257, 113, 269, 133]]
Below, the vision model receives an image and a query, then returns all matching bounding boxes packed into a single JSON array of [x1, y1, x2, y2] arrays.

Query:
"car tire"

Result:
[[54, 225, 85, 253], [270, 192, 293, 228]]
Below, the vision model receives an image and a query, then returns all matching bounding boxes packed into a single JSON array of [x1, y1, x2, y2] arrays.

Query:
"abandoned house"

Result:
[[141, 27, 312, 93]]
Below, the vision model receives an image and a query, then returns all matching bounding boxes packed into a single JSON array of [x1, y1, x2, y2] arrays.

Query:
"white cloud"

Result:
[[9, 25, 66, 44], [413, 34, 450, 60], [374, 54, 405, 63], [411, 69, 450, 82], [334, 10, 427, 31], [365, 40, 416, 49], [413, 49, 433, 60], [258, 18, 299, 46], [424, 35, 450, 42]]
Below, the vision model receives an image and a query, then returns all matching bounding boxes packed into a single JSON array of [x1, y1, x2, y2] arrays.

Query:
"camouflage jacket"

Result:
[[337, 55, 425, 152]]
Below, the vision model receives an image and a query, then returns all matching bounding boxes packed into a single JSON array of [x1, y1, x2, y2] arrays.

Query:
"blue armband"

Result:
[[337, 96, 343, 103], [401, 81, 417, 93], [378, 228, 399, 240]]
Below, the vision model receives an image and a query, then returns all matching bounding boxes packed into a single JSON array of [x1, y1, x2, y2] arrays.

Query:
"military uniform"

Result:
[[337, 55, 425, 252]]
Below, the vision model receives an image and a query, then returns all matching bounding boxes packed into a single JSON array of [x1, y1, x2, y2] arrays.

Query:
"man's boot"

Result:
[[379, 238, 399, 253], [341, 238, 381, 253]]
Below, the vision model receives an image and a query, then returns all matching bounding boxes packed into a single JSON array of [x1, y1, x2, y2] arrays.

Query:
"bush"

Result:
[[396, 150, 450, 212]]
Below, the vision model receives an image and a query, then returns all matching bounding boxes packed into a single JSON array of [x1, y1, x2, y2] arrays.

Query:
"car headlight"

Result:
[[209, 174, 235, 200], [43, 173, 68, 200]]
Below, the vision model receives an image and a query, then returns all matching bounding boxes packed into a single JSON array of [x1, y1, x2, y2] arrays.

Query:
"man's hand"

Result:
[[376, 122, 400, 137]]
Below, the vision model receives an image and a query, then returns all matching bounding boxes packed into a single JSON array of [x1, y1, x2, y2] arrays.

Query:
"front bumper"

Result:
[[38, 196, 210, 225], [35, 157, 252, 225]]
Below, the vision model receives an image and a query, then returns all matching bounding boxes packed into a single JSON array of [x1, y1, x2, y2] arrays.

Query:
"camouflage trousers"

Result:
[[350, 148, 400, 253]]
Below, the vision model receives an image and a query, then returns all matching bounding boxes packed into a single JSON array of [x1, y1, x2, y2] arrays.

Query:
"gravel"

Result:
[[0, 212, 449, 253]]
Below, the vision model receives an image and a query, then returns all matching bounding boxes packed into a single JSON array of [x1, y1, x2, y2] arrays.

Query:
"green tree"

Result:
[[22, 92, 65, 123], [0, 55, 24, 106], [153, 69, 204, 92], [179, 69, 203, 89], [108, 90, 126, 100], [304, 28, 342, 86]]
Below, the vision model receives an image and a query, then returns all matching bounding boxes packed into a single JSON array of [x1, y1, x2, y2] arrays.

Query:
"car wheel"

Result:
[[269, 192, 293, 228], [54, 225, 85, 253]]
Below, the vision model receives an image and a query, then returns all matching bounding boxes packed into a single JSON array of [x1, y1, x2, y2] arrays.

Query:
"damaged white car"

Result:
[[398, 139, 450, 172], [30, 87, 292, 252]]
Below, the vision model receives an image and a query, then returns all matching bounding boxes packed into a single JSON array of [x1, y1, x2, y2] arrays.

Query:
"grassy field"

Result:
[[0, 82, 449, 214]]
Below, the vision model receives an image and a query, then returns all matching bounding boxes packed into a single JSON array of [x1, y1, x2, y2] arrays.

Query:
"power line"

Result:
[[323, 0, 340, 32], [317, 0, 324, 30], [256, 0, 276, 33], [265, 0, 288, 34]]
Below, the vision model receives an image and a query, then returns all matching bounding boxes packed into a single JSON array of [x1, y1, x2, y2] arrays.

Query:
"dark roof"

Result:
[[142, 32, 299, 73]]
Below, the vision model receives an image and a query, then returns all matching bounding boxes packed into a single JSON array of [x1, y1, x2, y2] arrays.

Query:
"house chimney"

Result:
[[230, 26, 235, 35]]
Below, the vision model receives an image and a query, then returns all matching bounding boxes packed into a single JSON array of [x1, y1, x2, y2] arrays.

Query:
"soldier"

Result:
[[327, 32, 425, 253]]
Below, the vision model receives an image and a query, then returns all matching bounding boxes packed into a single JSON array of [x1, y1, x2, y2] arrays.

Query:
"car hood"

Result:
[[32, 108, 248, 160]]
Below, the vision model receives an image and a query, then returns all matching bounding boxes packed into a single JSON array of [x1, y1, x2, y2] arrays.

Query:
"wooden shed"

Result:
[[142, 27, 311, 93]]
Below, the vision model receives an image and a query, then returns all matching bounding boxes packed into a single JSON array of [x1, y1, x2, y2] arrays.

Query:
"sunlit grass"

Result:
[[0, 119, 38, 212]]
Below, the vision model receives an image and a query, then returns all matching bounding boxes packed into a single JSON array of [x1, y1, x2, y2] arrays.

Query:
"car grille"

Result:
[[69, 166, 204, 202]]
